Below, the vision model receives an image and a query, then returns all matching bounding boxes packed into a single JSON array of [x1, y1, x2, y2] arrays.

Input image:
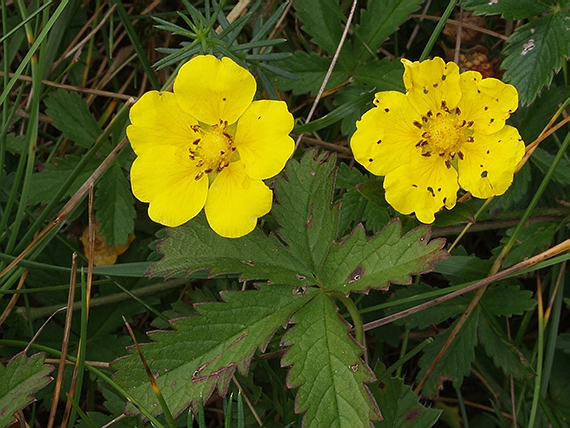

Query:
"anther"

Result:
[[413, 121, 423, 129], [195, 172, 204, 181]]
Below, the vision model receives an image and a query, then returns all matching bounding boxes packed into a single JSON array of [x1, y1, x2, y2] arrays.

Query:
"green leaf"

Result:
[[499, 221, 558, 268], [433, 255, 492, 286], [416, 307, 481, 397], [320, 221, 448, 293], [460, 0, 550, 19], [354, 0, 423, 63], [94, 161, 136, 247], [281, 293, 381, 427], [112, 285, 317, 417], [481, 285, 536, 317], [477, 315, 533, 378], [28, 155, 101, 205], [293, 0, 344, 55], [272, 50, 350, 96], [273, 151, 339, 273], [148, 215, 314, 285], [353, 59, 405, 92], [502, 11, 570, 104], [44, 89, 103, 148], [371, 364, 441, 428], [0, 353, 53, 427]]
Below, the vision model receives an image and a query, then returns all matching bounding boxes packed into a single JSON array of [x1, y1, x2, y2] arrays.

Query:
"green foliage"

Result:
[[501, 8, 570, 104], [371, 364, 441, 427], [282, 293, 382, 427], [0, 353, 53, 427], [44, 89, 103, 148], [116, 152, 448, 425], [95, 161, 136, 247], [460, 0, 550, 19]]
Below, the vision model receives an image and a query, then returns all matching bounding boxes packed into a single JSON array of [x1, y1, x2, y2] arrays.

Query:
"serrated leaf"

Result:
[[502, 11, 570, 104], [28, 155, 101, 205], [271, 50, 350, 96], [321, 221, 448, 293], [478, 315, 533, 378], [416, 307, 481, 397], [148, 215, 313, 285], [354, 0, 422, 63], [433, 255, 492, 286], [44, 89, 103, 148], [481, 285, 536, 317], [294, 0, 344, 55], [0, 353, 53, 427], [112, 285, 317, 417], [281, 293, 381, 427], [94, 161, 136, 247], [371, 364, 441, 428], [273, 151, 340, 273], [460, 0, 549, 19]]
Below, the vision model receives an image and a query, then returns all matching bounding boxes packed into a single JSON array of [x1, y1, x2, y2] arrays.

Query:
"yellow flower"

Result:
[[127, 55, 294, 238], [350, 57, 525, 223]]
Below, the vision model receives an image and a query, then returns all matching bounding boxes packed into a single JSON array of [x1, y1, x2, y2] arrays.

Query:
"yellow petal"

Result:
[[458, 125, 525, 198], [457, 71, 519, 135], [234, 100, 294, 180], [402, 57, 461, 115], [174, 55, 256, 125], [131, 145, 208, 227], [384, 155, 459, 224], [127, 91, 200, 155], [205, 161, 272, 238], [351, 91, 423, 176]]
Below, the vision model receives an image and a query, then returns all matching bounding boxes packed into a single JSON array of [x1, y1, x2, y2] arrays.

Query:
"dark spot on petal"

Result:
[[481, 170, 488, 178], [258, 116, 261, 120], [442, 74, 447, 81], [423, 88, 429, 94], [477, 89, 481, 93], [368, 158, 374, 162], [498, 139, 502, 143], [433, 83, 439, 88], [486, 150, 490, 154], [412, 184, 418, 188], [437, 187, 441, 192], [443, 197, 447, 203], [490, 118, 495, 123], [480, 164, 484, 168], [222, 97, 226, 101], [377, 139, 382, 144], [427, 186, 435, 197], [484, 106, 489, 111], [384, 108, 390, 112]]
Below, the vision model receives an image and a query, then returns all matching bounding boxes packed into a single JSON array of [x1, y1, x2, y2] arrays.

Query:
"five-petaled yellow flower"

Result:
[[351, 57, 525, 223], [127, 55, 294, 238]]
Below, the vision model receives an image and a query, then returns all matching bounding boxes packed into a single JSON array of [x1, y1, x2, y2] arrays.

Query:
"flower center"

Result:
[[413, 103, 474, 168], [188, 120, 236, 180]]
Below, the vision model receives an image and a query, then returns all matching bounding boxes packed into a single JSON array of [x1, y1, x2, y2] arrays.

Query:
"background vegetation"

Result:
[[1, 0, 569, 427]]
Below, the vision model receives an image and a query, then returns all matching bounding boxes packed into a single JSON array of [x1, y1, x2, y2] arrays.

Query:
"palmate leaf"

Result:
[[273, 151, 340, 273], [320, 221, 448, 294], [112, 285, 317, 417], [0, 353, 53, 427], [371, 364, 441, 428], [281, 293, 381, 427], [148, 215, 314, 285], [502, 10, 570, 104], [293, 0, 344, 55]]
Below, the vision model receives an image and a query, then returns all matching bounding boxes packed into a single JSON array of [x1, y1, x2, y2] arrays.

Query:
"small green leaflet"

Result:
[[273, 151, 339, 273], [321, 222, 447, 294], [460, 0, 549, 19], [0, 353, 53, 428], [293, 0, 345, 56], [112, 285, 317, 417], [502, 10, 570, 105], [281, 293, 381, 427], [148, 215, 314, 285], [44, 89, 103, 148], [371, 364, 441, 427]]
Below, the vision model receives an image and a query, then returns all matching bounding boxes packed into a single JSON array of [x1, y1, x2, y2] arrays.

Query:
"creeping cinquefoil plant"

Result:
[[351, 57, 525, 223]]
